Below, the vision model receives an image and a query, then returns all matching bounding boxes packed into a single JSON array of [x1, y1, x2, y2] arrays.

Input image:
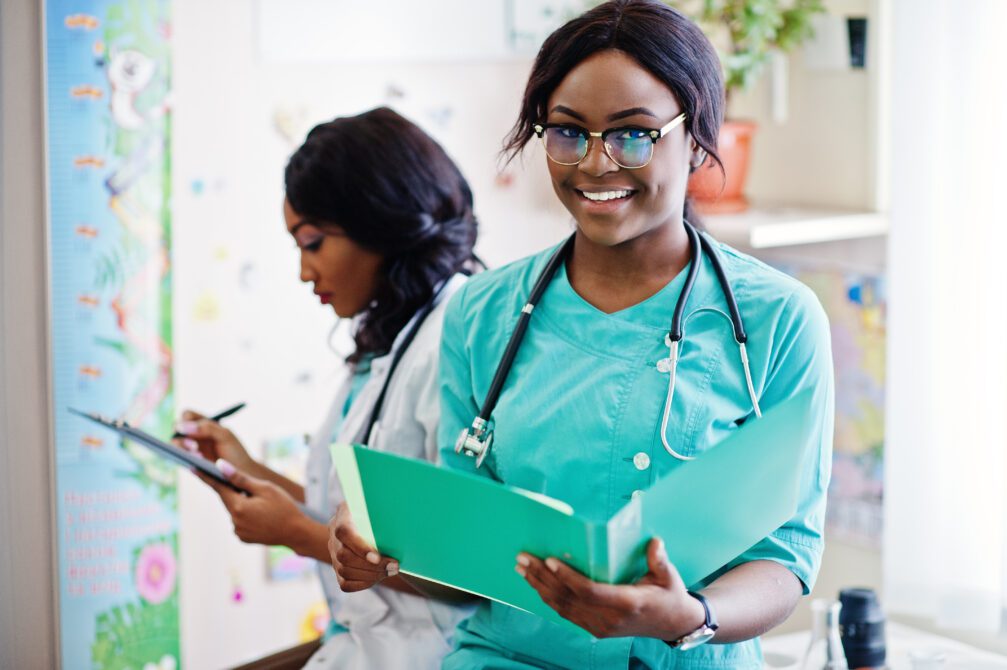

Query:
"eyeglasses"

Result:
[[533, 113, 686, 170]]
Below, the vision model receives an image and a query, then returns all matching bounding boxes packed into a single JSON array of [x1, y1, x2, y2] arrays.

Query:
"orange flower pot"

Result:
[[687, 120, 757, 215]]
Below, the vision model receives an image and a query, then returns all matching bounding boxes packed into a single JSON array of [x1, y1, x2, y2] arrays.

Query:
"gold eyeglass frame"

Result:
[[533, 112, 687, 169]]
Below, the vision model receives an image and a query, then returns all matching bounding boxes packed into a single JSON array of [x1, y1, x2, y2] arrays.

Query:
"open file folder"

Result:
[[331, 389, 815, 629]]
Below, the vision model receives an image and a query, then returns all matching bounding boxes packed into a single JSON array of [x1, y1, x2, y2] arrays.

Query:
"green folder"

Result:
[[331, 388, 814, 630]]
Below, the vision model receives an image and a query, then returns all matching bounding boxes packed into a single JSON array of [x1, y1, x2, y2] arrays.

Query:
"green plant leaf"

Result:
[[664, 0, 826, 94]]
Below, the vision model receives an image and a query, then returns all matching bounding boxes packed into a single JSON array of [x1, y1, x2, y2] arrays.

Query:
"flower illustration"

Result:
[[135, 542, 176, 604]]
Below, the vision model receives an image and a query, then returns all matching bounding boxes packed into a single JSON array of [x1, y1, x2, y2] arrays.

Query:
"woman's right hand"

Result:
[[328, 502, 399, 592], [174, 409, 255, 472]]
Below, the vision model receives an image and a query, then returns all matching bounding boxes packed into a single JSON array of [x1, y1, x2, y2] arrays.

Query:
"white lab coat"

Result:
[[303, 274, 474, 670]]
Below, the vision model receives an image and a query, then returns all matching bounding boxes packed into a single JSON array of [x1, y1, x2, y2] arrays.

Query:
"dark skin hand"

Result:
[[196, 467, 330, 562], [517, 540, 801, 642], [176, 411, 306, 502], [327, 501, 403, 592], [328, 502, 477, 604], [518, 538, 704, 640]]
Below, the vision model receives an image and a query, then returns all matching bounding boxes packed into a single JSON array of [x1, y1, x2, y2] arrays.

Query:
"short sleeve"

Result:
[[719, 286, 835, 593]]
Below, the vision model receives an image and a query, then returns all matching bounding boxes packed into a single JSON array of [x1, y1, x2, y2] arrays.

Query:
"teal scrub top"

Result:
[[437, 237, 835, 670]]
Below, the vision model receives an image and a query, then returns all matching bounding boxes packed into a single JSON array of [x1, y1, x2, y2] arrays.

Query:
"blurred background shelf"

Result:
[[703, 202, 889, 249]]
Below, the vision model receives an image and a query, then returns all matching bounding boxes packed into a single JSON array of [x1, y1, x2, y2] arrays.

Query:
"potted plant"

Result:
[[669, 0, 826, 213]]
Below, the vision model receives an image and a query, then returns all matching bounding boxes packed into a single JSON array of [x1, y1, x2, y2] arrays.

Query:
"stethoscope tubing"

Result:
[[360, 272, 461, 444], [478, 236, 574, 424]]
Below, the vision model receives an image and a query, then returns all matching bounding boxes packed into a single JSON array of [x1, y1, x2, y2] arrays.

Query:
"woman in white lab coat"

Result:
[[176, 107, 479, 669]]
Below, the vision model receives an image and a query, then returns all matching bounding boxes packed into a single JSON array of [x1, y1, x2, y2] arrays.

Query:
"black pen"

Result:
[[172, 402, 246, 438]]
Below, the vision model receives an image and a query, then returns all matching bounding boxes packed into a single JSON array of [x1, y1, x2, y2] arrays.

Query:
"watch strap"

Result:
[[666, 591, 718, 650], [688, 590, 718, 631]]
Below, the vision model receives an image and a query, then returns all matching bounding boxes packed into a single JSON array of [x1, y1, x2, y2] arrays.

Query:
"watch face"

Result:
[[677, 627, 716, 651]]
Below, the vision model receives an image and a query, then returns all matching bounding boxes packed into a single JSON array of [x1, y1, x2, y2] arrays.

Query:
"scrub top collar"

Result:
[[535, 241, 727, 362]]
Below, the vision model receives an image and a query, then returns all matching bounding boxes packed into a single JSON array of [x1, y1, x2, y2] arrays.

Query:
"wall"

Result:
[[0, 0, 59, 667]]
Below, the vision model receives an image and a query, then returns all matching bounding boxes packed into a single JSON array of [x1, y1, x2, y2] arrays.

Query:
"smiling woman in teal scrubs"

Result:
[[434, 1, 835, 668], [327, 0, 834, 667]]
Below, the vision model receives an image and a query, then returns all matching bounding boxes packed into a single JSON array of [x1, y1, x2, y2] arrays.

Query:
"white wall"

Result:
[[0, 0, 59, 667]]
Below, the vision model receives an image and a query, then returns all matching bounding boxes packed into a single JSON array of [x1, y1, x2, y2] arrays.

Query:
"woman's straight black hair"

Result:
[[504, 0, 725, 224], [285, 107, 478, 363]]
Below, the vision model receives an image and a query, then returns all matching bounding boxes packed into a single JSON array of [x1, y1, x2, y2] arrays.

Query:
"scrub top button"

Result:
[[633, 452, 651, 471], [656, 358, 672, 373], [631, 489, 644, 500]]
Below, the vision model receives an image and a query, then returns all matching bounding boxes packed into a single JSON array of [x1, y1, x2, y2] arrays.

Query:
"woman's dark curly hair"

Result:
[[503, 0, 725, 225], [285, 107, 478, 363]]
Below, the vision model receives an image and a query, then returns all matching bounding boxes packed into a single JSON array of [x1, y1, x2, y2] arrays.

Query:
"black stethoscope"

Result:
[[454, 220, 763, 469], [358, 268, 476, 445], [356, 300, 439, 445]]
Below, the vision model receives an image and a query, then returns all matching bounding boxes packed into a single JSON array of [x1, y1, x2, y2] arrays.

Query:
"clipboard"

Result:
[[70, 408, 329, 524], [331, 388, 816, 631]]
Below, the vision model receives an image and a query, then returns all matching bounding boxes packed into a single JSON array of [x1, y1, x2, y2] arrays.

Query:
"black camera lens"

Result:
[[839, 588, 886, 669]]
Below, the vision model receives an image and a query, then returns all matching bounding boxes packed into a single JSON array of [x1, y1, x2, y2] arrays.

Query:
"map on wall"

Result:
[[45, 1, 179, 667], [776, 265, 886, 547]]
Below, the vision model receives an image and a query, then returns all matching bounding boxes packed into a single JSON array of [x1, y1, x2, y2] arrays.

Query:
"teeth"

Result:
[[581, 190, 632, 202]]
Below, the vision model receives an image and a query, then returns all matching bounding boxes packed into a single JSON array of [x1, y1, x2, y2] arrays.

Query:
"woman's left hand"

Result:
[[516, 538, 705, 641], [197, 461, 308, 547]]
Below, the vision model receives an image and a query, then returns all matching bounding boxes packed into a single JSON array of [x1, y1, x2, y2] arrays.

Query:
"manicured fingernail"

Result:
[[366, 552, 380, 565], [176, 420, 198, 435], [216, 458, 235, 477], [516, 554, 530, 567], [386, 562, 399, 577], [182, 438, 199, 452], [545, 558, 560, 573], [515, 565, 527, 577]]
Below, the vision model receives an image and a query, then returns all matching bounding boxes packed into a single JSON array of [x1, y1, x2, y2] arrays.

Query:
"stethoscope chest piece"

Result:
[[455, 417, 493, 468]]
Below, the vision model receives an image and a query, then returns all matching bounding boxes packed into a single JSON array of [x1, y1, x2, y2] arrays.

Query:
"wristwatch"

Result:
[[668, 591, 718, 650]]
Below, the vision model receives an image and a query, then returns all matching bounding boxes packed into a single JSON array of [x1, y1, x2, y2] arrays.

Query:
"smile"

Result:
[[576, 189, 636, 202], [574, 188, 638, 211]]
